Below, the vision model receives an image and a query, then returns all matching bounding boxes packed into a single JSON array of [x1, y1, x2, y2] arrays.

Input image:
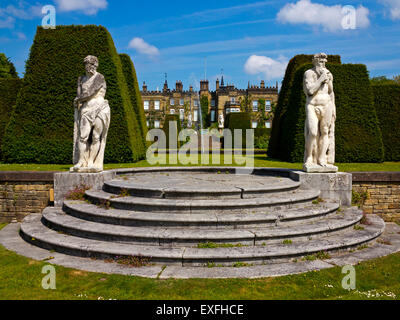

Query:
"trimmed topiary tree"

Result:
[[119, 53, 148, 151], [0, 79, 23, 160], [2, 25, 146, 164], [372, 83, 400, 161], [0, 53, 18, 79], [277, 62, 384, 163], [268, 54, 341, 158]]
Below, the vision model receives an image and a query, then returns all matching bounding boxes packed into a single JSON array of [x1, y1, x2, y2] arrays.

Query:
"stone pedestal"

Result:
[[291, 171, 352, 206], [54, 171, 116, 207]]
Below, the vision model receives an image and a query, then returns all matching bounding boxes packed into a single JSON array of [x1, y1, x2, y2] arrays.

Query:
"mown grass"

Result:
[[0, 223, 399, 300], [1, 155, 399, 172]]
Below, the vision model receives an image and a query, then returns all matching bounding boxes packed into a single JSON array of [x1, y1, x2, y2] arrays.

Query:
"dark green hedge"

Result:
[[278, 63, 384, 163], [2, 25, 146, 164], [0, 79, 23, 159], [163, 114, 181, 148], [119, 53, 148, 151], [372, 84, 400, 161], [268, 54, 341, 158], [225, 112, 251, 130], [0, 53, 18, 79]]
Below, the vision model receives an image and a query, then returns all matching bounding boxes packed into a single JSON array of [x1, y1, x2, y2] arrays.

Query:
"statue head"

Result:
[[84, 55, 98, 76], [312, 53, 328, 69]]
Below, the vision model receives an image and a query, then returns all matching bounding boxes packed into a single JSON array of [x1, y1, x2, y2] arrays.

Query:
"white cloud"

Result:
[[277, 0, 370, 32], [0, 16, 15, 29], [129, 38, 160, 58], [244, 55, 288, 80], [54, 0, 108, 15], [380, 0, 400, 20]]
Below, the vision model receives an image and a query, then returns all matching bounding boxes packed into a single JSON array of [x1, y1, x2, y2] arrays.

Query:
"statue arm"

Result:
[[304, 70, 328, 96], [76, 74, 106, 103]]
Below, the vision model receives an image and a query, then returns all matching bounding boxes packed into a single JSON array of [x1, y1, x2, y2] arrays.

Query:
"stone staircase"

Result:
[[20, 169, 385, 267]]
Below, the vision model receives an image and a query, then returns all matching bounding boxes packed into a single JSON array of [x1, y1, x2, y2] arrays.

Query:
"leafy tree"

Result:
[[370, 76, 396, 85], [200, 95, 209, 128]]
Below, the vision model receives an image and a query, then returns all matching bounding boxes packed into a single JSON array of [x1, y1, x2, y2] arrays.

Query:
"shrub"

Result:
[[0, 53, 18, 79], [372, 83, 400, 161], [254, 128, 271, 150], [224, 112, 251, 148], [2, 25, 146, 164], [0, 79, 23, 160], [270, 59, 384, 163]]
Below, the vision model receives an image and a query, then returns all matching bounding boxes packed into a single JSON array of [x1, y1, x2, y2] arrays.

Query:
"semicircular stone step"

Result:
[[103, 173, 301, 199], [63, 200, 340, 228], [85, 189, 320, 213], [20, 214, 385, 266], [42, 207, 363, 246]]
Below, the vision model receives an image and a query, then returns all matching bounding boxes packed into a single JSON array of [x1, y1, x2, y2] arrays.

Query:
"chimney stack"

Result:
[[260, 80, 265, 89], [142, 81, 147, 92], [176, 81, 183, 92], [200, 80, 209, 92]]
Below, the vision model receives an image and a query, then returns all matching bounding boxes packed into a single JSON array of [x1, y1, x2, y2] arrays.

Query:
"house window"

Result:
[[211, 100, 215, 107], [265, 122, 271, 129], [252, 100, 258, 112], [252, 121, 258, 129], [180, 99, 184, 106], [179, 109, 185, 120], [194, 100, 199, 107], [265, 100, 272, 112], [193, 110, 198, 122], [226, 108, 231, 114], [170, 109, 175, 114], [154, 120, 160, 128], [170, 99, 175, 106], [154, 100, 160, 110], [230, 97, 236, 103], [211, 110, 216, 122], [144, 101, 149, 110]]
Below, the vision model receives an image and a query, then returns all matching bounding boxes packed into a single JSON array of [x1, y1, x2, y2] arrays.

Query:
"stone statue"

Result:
[[218, 114, 224, 129], [303, 53, 338, 173], [71, 55, 111, 173], [187, 113, 192, 128]]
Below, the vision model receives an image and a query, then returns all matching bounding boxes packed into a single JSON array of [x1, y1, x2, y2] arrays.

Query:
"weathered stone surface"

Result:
[[54, 171, 115, 207]]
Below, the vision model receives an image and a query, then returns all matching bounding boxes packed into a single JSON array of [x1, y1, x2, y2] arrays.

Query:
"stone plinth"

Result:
[[54, 171, 116, 207], [292, 171, 352, 206]]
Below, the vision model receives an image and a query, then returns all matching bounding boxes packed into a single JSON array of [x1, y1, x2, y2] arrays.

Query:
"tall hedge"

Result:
[[0, 79, 23, 160], [277, 63, 384, 163], [372, 84, 400, 161], [0, 53, 18, 79], [268, 54, 341, 158], [2, 25, 146, 164], [119, 53, 148, 151], [225, 112, 251, 130]]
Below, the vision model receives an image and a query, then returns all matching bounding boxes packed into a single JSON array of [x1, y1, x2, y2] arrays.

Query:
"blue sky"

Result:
[[0, 0, 399, 91]]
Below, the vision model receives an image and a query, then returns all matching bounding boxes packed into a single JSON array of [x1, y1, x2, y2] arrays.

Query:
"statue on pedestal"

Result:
[[218, 114, 224, 129], [303, 53, 338, 173], [187, 113, 192, 128], [71, 55, 111, 173]]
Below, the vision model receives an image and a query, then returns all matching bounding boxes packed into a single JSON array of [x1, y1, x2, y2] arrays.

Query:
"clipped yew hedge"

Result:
[[2, 25, 146, 164], [225, 112, 251, 130], [0, 79, 23, 160], [119, 53, 148, 151], [277, 63, 384, 163], [372, 84, 400, 161], [268, 54, 341, 158]]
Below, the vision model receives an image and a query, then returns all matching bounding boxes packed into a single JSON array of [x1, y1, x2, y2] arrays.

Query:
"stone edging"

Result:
[[351, 172, 400, 182], [0, 171, 58, 182]]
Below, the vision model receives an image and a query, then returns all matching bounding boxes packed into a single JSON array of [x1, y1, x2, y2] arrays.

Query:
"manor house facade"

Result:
[[141, 77, 279, 129]]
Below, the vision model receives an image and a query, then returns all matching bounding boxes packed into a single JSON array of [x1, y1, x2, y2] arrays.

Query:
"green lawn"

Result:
[[0, 224, 398, 300], [0, 155, 399, 172]]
